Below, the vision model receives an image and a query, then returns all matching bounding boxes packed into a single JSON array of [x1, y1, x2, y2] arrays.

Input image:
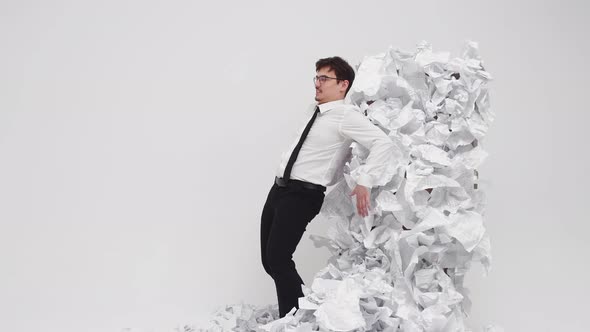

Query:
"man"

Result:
[[260, 56, 396, 317]]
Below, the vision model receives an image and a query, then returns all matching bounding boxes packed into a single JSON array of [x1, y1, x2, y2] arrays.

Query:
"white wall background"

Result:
[[1, 0, 588, 331]]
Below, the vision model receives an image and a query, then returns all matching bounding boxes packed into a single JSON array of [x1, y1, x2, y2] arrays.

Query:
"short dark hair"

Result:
[[315, 56, 355, 95]]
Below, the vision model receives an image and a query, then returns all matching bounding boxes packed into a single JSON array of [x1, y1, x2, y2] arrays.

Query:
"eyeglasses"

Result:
[[313, 75, 342, 84]]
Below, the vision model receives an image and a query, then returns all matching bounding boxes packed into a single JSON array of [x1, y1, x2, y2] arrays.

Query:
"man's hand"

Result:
[[350, 184, 370, 217]]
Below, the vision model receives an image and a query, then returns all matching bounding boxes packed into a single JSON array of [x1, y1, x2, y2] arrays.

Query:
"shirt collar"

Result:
[[317, 99, 345, 114]]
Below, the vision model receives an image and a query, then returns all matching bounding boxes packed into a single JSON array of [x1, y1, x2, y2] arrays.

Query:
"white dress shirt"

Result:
[[275, 99, 396, 188]]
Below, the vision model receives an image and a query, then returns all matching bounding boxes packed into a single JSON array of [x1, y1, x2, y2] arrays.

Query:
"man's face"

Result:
[[314, 67, 348, 104]]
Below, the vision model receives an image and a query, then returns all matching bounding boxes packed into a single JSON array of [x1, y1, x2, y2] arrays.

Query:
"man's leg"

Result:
[[260, 183, 279, 276], [265, 187, 324, 317]]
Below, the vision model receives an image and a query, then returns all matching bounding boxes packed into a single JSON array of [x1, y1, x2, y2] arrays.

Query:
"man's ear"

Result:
[[340, 80, 349, 93]]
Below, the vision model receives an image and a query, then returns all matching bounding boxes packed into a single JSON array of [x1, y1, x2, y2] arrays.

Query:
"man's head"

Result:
[[314, 56, 355, 104]]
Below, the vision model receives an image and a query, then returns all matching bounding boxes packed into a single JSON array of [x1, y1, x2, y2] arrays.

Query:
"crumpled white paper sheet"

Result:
[[200, 41, 497, 332]]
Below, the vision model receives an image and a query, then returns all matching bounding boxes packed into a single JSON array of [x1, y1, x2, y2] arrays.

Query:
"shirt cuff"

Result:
[[356, 173, 373, 188]]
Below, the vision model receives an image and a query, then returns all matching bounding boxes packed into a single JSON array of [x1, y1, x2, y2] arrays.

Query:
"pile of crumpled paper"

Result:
[[201, 41, 499, 332]]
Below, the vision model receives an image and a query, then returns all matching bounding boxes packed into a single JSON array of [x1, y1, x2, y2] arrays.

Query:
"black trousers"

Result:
[[260, 182, 325, 317]]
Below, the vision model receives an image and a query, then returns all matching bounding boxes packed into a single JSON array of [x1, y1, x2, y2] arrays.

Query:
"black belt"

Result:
[[275, 177, 326, 192]]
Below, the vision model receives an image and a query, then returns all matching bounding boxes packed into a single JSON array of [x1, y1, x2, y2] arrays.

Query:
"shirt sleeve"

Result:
[[339, 109, 397, 188]]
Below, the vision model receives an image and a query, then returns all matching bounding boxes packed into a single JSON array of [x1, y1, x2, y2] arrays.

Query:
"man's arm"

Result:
[[340, 109, 397, 217]]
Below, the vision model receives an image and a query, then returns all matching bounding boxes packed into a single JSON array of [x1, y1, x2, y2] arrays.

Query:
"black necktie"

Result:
[[283, 106, 320, 180]]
